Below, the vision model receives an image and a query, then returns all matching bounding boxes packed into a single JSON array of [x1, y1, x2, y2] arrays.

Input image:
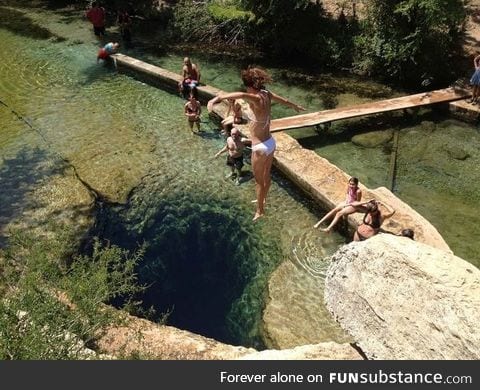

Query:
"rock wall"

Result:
[[325, 234, 480, 359]]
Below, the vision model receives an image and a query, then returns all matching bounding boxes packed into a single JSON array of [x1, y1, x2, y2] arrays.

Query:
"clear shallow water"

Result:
[[0, 5, 348, 348]]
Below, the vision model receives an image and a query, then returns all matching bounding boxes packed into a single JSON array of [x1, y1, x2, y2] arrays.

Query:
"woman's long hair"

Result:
[[241, 67, 272, 90]]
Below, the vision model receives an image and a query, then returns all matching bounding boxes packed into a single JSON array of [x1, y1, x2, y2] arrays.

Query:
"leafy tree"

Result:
[[239, 0, 355, 68], [354, 0, 466, 88]]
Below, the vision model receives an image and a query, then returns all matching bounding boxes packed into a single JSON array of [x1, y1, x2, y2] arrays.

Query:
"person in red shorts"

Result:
[[97, 42, 119, 63], [86, 2, 106, 38]]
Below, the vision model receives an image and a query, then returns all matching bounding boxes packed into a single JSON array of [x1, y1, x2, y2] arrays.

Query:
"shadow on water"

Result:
[[93, 187, 280, 349], [0, 6, 64, 41], [295, 108, 448, 150], [0, 147, 66, 245]]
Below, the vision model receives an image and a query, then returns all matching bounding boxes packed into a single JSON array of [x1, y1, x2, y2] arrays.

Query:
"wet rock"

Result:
[[325, 234, 480, 359], [420, 120, 436, 133], [351, 130, 393, 148]]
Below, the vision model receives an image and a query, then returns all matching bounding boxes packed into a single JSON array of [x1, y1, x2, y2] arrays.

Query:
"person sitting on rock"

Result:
[[179, 57, 200, 99], [221, 99, 244, 135], [399, 228, 414, 240], [314, 177, 363, 232], [353, 200, 395, 241]]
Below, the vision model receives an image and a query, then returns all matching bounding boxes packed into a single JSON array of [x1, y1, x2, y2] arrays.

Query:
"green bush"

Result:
[[0, 231, 144, 359]]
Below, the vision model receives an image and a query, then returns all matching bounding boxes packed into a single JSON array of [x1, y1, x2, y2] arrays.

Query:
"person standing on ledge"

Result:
[[86, 1, 106, 39], [468, 53, 480, 104], [208, 66, 305, 221], [214, 127, 247, 185]]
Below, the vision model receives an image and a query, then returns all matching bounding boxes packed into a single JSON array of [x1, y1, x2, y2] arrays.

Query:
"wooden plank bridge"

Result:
[[270, 87, 470, 133]]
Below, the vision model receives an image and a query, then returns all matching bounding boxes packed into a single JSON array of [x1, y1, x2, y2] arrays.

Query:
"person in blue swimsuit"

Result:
[[97, 42, 119, 62], [208, 67, 305, 221], [469, 54, 480, 104]]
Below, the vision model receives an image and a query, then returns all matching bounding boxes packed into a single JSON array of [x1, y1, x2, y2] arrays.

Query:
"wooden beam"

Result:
[[270, 88, 470, 133]]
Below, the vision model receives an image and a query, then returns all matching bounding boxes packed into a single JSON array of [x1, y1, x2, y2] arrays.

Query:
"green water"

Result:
[[0, 4, 349, 348]]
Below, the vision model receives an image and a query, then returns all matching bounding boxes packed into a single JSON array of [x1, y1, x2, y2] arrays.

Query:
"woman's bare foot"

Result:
[[320, 227, 331, 233], [314, 221, 323, 228]]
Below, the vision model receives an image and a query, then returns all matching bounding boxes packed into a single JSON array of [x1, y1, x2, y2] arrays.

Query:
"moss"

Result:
[[207, 4, 252, 21]]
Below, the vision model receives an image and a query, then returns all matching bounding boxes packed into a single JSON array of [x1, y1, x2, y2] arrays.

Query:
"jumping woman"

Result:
[[208, 67, 305, 221]]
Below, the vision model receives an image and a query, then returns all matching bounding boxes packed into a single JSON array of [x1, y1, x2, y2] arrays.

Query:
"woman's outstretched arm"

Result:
[[207, 92, 259, 112], [270, 91, 306, 112]]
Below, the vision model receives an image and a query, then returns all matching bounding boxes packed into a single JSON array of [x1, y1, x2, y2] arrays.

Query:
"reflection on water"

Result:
[[0, 5, 348, 348]]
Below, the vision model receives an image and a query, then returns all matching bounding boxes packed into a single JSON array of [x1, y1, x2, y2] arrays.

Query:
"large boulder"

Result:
[[325, 234, 480, 359]]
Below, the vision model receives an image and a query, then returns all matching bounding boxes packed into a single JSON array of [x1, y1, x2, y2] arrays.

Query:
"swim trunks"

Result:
[[97, 48, 109, 60], [252, 136, 276, 156], [227, 155, 244, 170]]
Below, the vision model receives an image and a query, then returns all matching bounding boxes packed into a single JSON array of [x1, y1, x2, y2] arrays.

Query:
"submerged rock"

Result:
[[325, 234, 480, 360], [262, 260, 351, 350], [351, 130, 393, 148], [444, 145, 470, 160]]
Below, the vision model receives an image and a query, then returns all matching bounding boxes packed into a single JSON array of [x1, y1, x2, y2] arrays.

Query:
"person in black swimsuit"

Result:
[[353, 200, 395, 241]]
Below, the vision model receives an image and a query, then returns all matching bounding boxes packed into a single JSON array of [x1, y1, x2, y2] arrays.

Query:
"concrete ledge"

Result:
[[112, 53, 451, 252], [449, 99, 480, 123]]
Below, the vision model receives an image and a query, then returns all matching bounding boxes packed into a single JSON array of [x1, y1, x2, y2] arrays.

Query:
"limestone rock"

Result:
[[98, 313, 254, 360], [351, 130, 394, 148], [98, 311, 362, 360], [238, 342, 363, 360], [325, 234, 480, 359]]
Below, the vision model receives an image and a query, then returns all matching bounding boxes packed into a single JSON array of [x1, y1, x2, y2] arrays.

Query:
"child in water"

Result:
[[314, 177, 363, 232], [184, 88, 201, 133], [221, 99, 243, 135]]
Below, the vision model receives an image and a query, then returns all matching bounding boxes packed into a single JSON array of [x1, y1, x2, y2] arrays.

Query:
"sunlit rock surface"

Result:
[[238, 342, 362, 360], [98, 312, 361, 360], [98, 313, 254, 360], [325, 234, 480, 359]]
